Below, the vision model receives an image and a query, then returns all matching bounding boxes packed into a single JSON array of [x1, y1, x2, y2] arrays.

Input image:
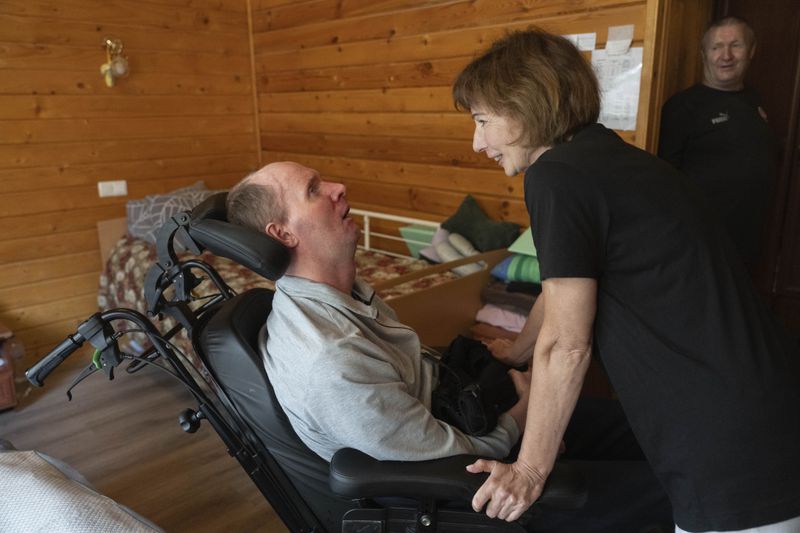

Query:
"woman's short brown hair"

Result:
[[453, 28, 600, 148]]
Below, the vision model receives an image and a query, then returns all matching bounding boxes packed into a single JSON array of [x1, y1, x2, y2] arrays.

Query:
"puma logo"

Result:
[[711, 112, 729, 125]]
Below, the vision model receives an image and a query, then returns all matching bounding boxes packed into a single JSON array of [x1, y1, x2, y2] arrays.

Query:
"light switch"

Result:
[[97, 180, 128, 197]]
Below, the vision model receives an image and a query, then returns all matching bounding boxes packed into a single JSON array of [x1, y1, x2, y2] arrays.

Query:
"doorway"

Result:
[[715, 0, 800, 334]]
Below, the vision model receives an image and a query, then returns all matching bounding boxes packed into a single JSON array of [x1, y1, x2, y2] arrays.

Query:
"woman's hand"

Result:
[[466, 459, 548, 522]]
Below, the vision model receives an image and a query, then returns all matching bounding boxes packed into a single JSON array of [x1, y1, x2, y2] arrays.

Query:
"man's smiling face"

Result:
[[702, 23, 755, 91]]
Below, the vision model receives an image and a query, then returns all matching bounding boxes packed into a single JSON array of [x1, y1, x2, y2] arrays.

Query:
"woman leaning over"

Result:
[[453, 28, 800, 533]]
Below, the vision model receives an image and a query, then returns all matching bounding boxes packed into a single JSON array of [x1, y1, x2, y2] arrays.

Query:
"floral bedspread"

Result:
[[98, 235, 456, 362], [354, 249, 458, 299]]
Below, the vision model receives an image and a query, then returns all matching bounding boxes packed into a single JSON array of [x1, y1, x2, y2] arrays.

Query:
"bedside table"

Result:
[[0, 323, 18, 411]]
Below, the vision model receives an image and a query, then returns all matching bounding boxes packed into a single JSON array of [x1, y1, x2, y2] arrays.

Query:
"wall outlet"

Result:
[[97, 180, 128, 197]]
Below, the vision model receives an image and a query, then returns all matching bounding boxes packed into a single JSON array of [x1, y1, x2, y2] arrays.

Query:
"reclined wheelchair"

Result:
[[26, 193, 585, 533]]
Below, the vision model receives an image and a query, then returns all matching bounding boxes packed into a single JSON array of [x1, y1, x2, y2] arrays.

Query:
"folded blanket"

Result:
[[481, 279, 537, 315], [475, 304, 527, 334], [490, 253, 541, 283]]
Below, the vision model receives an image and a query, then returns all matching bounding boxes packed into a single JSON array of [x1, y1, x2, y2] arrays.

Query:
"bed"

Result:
[[96, 200, 617, 398], [96, 208, 510, 358]]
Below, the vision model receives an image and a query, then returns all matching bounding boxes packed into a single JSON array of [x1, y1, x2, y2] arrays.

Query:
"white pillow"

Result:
[[420, 227, 451, 263], [448, 233, 479, 256], [435, 239, 482, 276]]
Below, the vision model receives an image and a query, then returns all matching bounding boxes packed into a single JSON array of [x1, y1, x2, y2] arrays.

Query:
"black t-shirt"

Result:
[[525, 123, 800, 531], [658, 84, 775, 265]]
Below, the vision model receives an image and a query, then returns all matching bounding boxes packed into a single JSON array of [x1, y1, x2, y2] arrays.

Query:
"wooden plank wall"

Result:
[[252, 0, 659, 229], [0, 0, 713, 370], [0, 0, 259, 368], [643, 0, 713, 149]]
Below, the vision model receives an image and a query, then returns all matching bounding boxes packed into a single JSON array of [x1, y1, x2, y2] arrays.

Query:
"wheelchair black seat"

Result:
[[197, 285, 584, 533], [197, 287, 355, 531]]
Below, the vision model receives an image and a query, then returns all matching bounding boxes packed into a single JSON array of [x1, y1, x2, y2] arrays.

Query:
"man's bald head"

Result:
[[227, 161, 358, 289], [226, 162, 294, 234]]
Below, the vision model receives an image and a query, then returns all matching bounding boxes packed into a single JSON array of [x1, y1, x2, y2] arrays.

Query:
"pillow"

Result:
[[441, 195, 520, 252], [434, 240, 482, 276], [127, 182, 216, 245], [490, 253, 541, 283], [508, 227, 537, 257], [164, 180, 206, 195], [419, 227, 451, 263], [448, 233, 478, 256]]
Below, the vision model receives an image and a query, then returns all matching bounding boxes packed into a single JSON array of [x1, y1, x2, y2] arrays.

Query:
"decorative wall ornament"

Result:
[[100, 37, 129, 87]]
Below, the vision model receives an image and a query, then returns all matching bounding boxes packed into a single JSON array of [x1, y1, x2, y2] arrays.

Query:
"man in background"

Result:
[[658, 16, 774, 271]]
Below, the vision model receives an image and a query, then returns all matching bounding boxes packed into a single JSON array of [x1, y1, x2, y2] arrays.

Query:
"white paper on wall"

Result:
[[562, 33, 596, 51], [576, 32, 597, 51], [606, 24, 634, 55], [592, 46, 643, 131]]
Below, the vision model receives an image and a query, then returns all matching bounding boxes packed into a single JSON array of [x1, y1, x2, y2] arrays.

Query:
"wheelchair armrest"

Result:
[[329, 448, 586, 509]]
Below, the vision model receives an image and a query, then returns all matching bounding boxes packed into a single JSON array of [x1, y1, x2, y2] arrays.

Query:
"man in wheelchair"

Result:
[[225, 161, 673, 532]]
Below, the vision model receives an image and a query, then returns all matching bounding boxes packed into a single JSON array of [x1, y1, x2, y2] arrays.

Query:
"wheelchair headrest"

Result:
[[185, 192, 291, 281]]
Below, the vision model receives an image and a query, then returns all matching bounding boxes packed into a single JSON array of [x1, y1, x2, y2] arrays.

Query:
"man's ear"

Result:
[[266, 221, 298, 248]]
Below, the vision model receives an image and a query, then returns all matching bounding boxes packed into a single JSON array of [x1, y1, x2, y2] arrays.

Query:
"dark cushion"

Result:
[[441, 195, 520, 252]]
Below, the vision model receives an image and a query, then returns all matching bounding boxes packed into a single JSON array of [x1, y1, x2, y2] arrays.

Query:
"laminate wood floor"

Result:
[[0, 353, 288, 532]]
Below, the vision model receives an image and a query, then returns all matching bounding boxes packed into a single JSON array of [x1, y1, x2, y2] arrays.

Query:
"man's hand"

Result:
[[504, 368, 565, 451], [485, 338, 520, 365], [505, 367, 531, 432], [509, 367, 532, 397], [466, 459, 548, 522]]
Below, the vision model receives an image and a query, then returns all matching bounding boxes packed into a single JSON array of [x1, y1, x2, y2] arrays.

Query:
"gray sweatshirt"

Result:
[[262, 275, 520, 462]]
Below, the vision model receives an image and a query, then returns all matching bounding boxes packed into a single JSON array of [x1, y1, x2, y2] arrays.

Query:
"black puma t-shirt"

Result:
[[658, 84, 774, 265], [525, 123, 800, 531]]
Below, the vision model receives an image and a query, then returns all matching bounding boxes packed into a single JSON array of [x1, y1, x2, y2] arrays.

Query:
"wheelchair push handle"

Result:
[[26, 333, 86, 387], [26, 311, 120, 387]]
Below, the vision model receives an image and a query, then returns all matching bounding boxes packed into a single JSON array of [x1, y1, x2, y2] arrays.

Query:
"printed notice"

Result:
[[592, 47, 643, 131]]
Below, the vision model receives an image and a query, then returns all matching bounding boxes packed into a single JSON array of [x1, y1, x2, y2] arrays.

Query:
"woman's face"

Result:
[[470, 105, 548, 176]]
